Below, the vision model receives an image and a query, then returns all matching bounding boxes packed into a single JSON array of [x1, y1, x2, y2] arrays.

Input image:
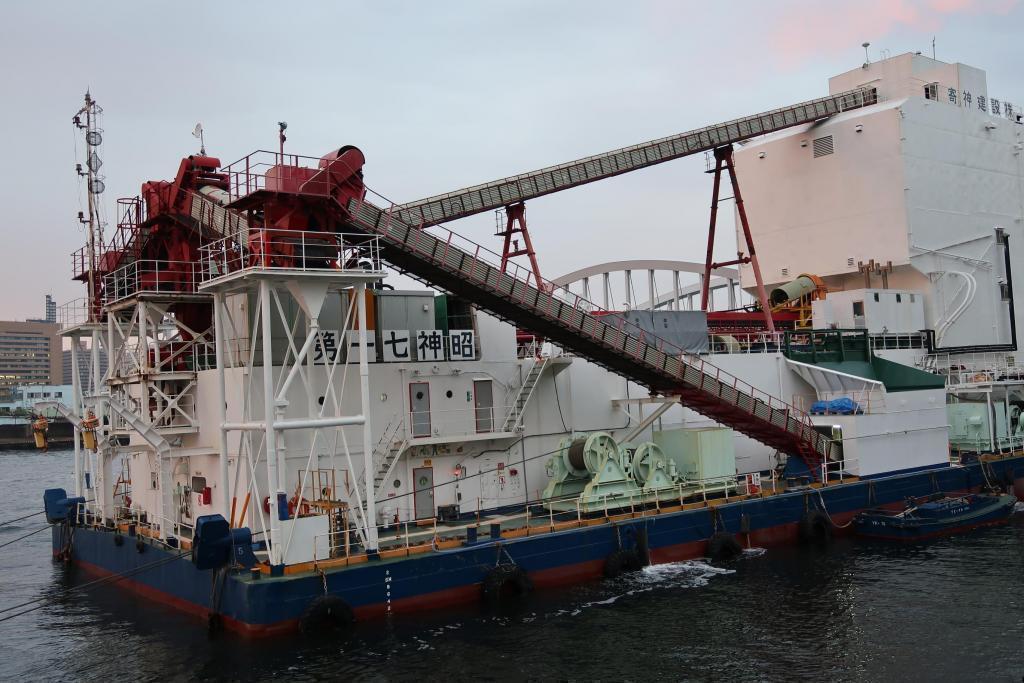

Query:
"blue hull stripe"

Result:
[[54, 456, 1024, 633]]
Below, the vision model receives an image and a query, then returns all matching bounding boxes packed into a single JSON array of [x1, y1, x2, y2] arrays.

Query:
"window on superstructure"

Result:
[[896, 293, 902, 303], [852, 301, 864, 317], [924, 82, 938, 101]]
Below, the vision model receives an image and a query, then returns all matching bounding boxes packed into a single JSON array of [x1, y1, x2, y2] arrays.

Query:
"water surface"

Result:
[[2, 449, 1022, 681]]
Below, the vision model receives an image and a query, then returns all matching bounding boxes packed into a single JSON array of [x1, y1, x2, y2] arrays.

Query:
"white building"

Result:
[[735, 53, 1023, 350], [0, 383, 74, 416]]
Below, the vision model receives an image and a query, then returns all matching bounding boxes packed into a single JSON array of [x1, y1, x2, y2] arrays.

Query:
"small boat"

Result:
[[854, 492, 1017, 542]]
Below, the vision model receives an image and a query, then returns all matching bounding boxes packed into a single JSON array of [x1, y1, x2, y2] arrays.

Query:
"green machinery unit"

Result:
[[541, 427, 738, 513], [947, 399, 1024, 452]]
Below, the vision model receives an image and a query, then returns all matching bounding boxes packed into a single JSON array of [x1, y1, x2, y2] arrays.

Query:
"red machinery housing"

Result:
[[234, 146, 368, 270]]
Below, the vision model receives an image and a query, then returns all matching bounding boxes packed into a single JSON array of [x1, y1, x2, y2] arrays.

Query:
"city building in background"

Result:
[[0, 320, 61, 401], [62, 340, 107, 387], [27, 295, 58, 324]]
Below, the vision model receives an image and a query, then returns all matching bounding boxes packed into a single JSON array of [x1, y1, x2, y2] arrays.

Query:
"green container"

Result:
[[653, 427, 736, 483]]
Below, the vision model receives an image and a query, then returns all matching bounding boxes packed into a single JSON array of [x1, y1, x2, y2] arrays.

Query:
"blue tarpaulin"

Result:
[[809, 397, 861, 415]]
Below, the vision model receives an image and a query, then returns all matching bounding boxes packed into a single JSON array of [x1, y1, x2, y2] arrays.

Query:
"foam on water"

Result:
[[544, 555, 761, 618]]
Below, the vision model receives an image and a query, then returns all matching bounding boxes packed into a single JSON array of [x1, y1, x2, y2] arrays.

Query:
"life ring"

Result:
[[603, 549, 643, 578], [262, 496, 271, 515], [706, 531, 743, 561], [481, 564, 532, 602], [798, 510, 833, 546], [298, 595, 354, 634]]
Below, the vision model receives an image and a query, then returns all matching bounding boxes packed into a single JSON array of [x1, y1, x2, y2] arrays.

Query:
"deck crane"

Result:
[[216, 85, 878, 479]]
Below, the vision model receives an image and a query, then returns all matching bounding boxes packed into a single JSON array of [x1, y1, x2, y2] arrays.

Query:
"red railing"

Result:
[[222, 151, 359, 202]]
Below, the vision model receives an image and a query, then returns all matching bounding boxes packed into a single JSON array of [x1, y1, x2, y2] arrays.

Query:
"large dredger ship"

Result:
[[42, 52, 1024, 634]]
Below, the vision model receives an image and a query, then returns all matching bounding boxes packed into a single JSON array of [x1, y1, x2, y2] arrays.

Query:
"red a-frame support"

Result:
[[497, 202, 544, 287], [700, 145, 775, 333]]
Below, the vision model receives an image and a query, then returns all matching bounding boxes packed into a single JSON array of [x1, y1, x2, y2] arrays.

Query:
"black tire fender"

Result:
[[299, 595, 354, 635], [481, 563, 532, 601], [798, 510, 833, 546], [706, 531, 743, 561], [603, 549, 643, 578]]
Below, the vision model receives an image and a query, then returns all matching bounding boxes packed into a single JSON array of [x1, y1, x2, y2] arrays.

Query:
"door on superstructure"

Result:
[[413, 466, 434, 520], [410, 382, 431, 438], [474, 379, 494, 433]]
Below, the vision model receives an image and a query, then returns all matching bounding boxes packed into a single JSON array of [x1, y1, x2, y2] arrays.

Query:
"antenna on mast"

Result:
[[862, 42, 871, 67], [72, 91, 106, 323], [192, 123, 206, 155], [932, 36, 936, 60]]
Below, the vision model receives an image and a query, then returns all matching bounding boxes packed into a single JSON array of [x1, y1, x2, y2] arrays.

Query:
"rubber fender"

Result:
[[298, 595, 354, 635], [481, 564, 532, 602], [706, 531, 743, 561], [1002, 467, 1015, 486], [798, 510, 833, 546], [113, 533, 124, 547], [135, 538, 146, 554], [603, 549, 643, 578]]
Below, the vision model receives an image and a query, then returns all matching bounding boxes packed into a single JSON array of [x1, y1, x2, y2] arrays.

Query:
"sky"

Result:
[[0, 0, 1022, 320]]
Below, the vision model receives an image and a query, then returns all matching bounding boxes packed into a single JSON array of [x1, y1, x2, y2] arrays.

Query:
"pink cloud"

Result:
[[770, 0, 1018, 66]]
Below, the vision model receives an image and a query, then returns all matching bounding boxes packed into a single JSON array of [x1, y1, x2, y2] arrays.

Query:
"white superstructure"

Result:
[[734, 53, 1023, 350]]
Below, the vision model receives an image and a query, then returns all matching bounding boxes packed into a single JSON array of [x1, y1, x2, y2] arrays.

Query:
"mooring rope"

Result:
[[816, 490, 854, 529], [0, 546, 191, 623], [0, 524, 52, 549]]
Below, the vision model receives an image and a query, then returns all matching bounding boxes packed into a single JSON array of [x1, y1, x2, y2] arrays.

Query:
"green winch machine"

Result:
[[541, 427, 737, 513]]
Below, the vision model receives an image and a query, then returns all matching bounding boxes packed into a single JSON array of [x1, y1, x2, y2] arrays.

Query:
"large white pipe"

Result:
[[357, 282, 378, 552], [213, 292, 231, 521], [259, 281, 283, 565], [70, 339, 82, 498], [223, 415, 365, 431]]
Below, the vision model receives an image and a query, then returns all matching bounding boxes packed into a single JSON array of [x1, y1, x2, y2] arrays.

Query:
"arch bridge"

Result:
[[551, 259, 748, 312]]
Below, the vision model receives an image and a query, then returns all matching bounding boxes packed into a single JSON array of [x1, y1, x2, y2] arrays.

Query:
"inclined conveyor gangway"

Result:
[[218, 87, 879, 475], [391, 88, 877, 228]]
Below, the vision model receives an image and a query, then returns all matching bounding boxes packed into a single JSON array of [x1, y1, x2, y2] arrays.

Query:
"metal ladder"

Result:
[[361, 415, 409, 499], [502, 356, 550, 433]]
